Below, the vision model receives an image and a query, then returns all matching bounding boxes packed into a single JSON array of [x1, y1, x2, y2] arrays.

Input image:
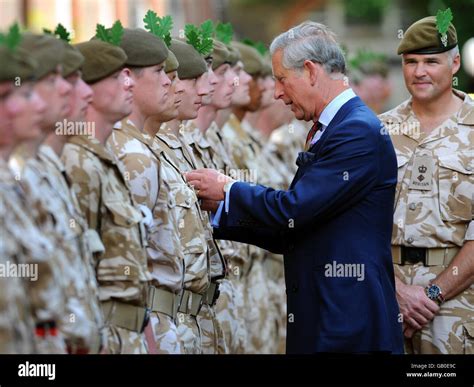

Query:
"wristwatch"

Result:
[[424, 283, 445, 305]]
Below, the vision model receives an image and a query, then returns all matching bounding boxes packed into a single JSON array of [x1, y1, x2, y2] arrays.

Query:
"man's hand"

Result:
[[402, 323, 417, 339], [185, 168, 234, 201], [395, 278, 439, 336]]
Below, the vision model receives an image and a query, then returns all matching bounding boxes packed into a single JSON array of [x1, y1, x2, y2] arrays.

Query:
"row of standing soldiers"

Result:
[[0, 19, 310, 354]]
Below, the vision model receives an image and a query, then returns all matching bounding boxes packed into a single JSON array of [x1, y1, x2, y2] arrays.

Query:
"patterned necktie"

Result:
[[304, 121, 323, 151]]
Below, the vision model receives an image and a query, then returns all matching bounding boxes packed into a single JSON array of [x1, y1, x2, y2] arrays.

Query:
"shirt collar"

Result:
[[318, 88, 357, 129], [38, 144, 65, 173]]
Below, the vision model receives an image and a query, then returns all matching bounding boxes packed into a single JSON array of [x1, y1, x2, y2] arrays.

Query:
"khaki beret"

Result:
[[0, 46, 37, 82], [165, 50, 179, 73], [231, 41, 263, 76], [62, 43, 84, 78], [170, 39, 207, 80], [360, 60, 388, 78], [226, 44, 241, 66], [397, 16, 457, 55], [261, 53, 273, 77], [20, 33, 65, 79], [119, 28, 168, 67], [211, 39, 230, 70], [75, 40, 127, 84]]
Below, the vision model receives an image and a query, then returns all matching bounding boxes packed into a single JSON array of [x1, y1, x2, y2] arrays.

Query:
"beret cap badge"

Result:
[[436, 8, 453, 48]]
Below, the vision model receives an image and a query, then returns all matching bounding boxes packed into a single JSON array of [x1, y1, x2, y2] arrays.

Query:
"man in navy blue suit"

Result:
[[186, 21, 404, 354]]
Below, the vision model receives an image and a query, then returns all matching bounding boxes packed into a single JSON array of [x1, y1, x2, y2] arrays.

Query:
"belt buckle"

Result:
[[401, 246, 426, 265], [194, 292, 204, 316], [177, 289, 189, 315], [172, 292, 181, 322]]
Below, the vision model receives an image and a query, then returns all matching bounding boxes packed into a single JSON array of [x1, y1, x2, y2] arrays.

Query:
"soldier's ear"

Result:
[[451, 53, 461, 76]]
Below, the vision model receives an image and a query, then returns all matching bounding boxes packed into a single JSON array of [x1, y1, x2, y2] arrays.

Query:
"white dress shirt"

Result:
[[310, 88, 357, 145]]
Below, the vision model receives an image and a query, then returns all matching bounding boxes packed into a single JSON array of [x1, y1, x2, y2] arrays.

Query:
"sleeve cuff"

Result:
[[224, 181, 237, 213], [211, 201, 224, 228]]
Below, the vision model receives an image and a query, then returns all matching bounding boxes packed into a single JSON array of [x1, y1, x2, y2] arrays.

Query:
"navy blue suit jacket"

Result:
[[214, 96, 404, 354]]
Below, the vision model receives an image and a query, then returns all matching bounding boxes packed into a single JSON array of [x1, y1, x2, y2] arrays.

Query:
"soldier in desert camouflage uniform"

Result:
[[0, 42, 41, 354], [215, 41, 281, 353], [379, 12, 474, 354], [39, 40, 105, 354], [106, 27, 187, 354], [211, 50, 258, 344], [11, 33, 106, 354], [153, 37, 227, 354], [62, 39, 152, 354], [9, 33, 79, 354], [187, 38, 251, 354]]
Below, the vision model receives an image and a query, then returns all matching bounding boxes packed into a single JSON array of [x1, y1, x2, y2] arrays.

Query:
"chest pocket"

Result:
[[103, 199, 146, 247], [438, 152, 473, 222], [167, 184, 206, 255], [105, 200, 143, 227]]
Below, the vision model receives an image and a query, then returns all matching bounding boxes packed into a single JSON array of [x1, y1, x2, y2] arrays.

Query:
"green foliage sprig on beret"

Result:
[[0, 23, 22, 52], [143, 10, 173, 47], [436, 8, 453, 47], [95, 20, 124, 46], [185, 20, 214, 56], [242, 38, 267, 56], [215, 22, 233, 45], [43, 23, 71, 42]]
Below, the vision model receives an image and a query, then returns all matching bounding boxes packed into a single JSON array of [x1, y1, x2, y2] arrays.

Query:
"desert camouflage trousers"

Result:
[[104, 325, 148, 354], [150, 311, 183, 354], [176, 303, 224, 354], [264, 254, 287, 354], [244, 256, 279, 354], [197, 303, 227, 354], [395, 263, 474, 354], [215, 278, 247, 354]]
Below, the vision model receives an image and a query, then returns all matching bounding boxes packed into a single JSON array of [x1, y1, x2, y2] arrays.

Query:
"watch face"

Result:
[[427, 285, 441, 299]]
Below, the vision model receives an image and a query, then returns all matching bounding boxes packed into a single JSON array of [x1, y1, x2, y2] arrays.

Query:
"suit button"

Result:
[[292, 284, 298, 293]]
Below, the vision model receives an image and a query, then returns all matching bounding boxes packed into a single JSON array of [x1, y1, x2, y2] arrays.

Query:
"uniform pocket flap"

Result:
[[104, 200, 143, 227], [438, 153, 473, 175], [169, 187, 196, 209]]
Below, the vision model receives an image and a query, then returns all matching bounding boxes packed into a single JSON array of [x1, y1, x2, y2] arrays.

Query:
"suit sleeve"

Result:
[[213, 209, 288, 254], [222, 119, 381, 232]]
